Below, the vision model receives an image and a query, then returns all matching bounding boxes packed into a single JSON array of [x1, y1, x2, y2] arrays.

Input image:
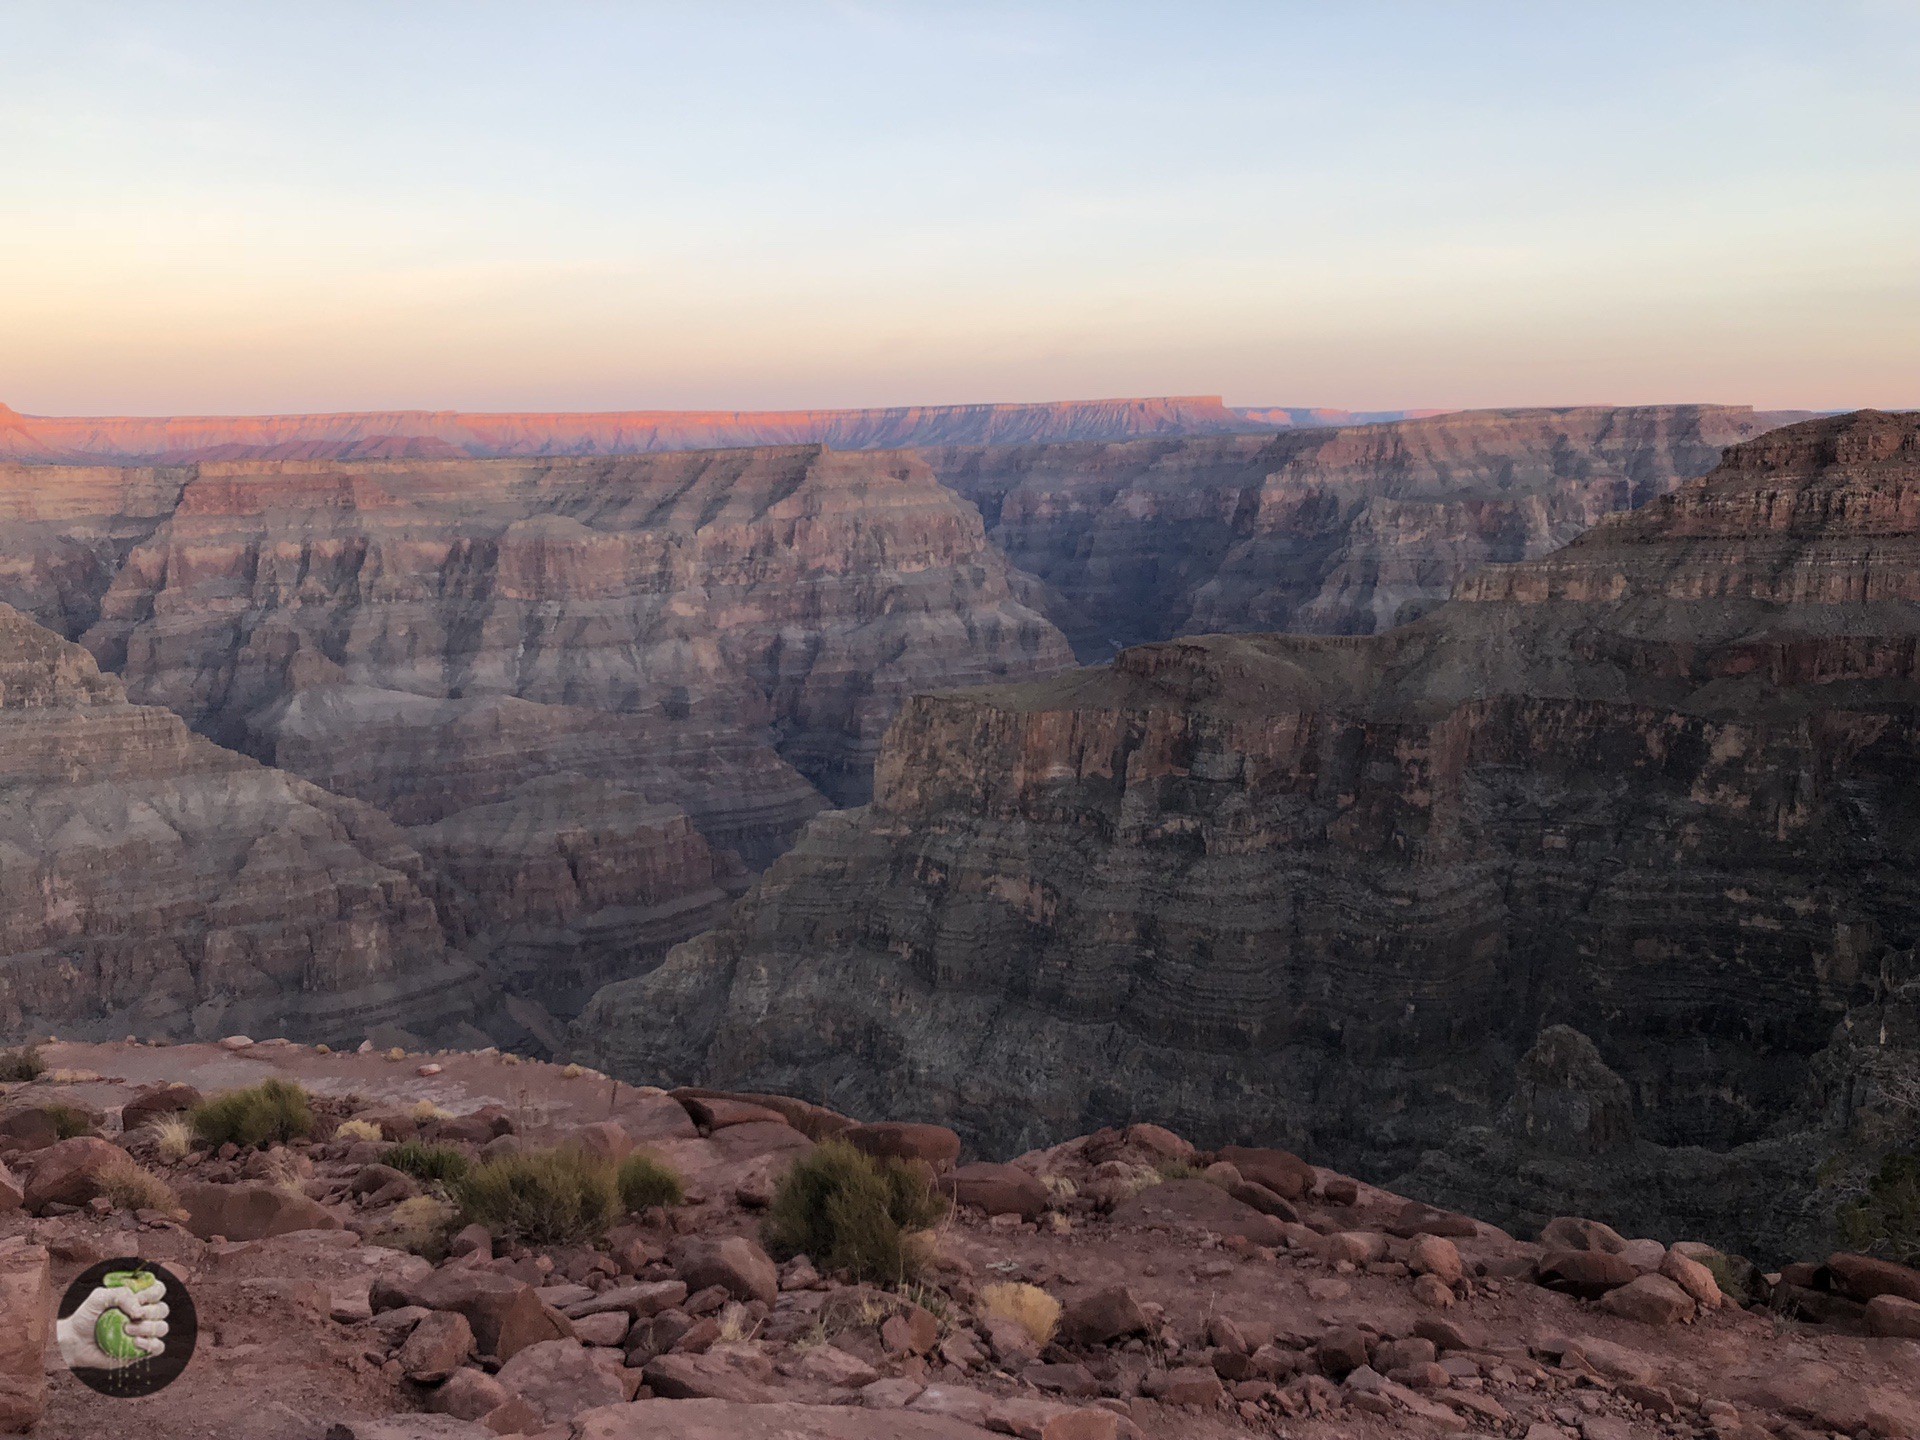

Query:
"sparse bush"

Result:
[[387, 1140, 472, 1186], [977, 1281, 1061, 1347], [334, 1118, 383, 1144], [189, 1079, 314, 1149], [617, 1151, 685, 1212], [763, 1139, 948, 1286], [451, 1146, 619, 1245], [42, 1103, 95, 1139], [97, 1156, 180, 1214], [1157, 1157, 1207, 1183], [1839, 1152, 1920, 1265], [380, 1194, 459, 1260], [0, 1045, 45, 1082], [147, 1116, 194, 1162], [409, 1099, 450, 1123], [1700, 1251, 1753, 1305]]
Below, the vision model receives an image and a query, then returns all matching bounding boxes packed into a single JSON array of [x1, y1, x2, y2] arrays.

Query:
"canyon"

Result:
[[0, 396, 1262, 464], [576, 410, 1920, 1261], [0, 603, 488, 1045], [0, 400, 1821, 1088]]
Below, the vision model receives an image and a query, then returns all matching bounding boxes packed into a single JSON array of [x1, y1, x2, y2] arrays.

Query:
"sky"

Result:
[[1, 1, 1916, 416]]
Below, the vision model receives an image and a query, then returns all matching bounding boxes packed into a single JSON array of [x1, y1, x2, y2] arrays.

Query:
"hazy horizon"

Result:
[[4, 1, 1915, 416]]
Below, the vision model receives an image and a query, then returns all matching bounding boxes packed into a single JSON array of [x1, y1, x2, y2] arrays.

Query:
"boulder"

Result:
[[1865, 1294, 1920, 1339], [0, 1240, 51, 1435], [671, 1093, 791, 1131], [121, 1083, 203, 1132], [22, 1136, 123, 1212], [1318, 1174, 1360, 1206], [1143, 1366, 1227, 1408], [1057, 1286, 1148, 1347], [1387, 1201, 1479, 1239], [844, 1122, 962, 1171], [375, 1269, 570, 1362], [1409, 1234, 1464, 1286], [1540, 1217, 1628, 1254], [1598, 1274, 1696, 1325], [568, 1280, 687, 1320], [941, 1162, 1050, 1220], [0, 1163, 19, 1215], [1314, 1328, 1372, 1379], [1659, 1249, 1723, 1309], [1121, 1124, 1193, 1161], [428, 1367, 513, 1421], [1215, 1146, 1314, 1200], [1536, 1249, 1638, 1298], [570, 1120, 635, 1165], [400, 1310, 475, 1383], [0, 1110, 60, 1155], [671, 1236, 778, 1306], [1224, 1179, 1299, 1221], [642, 1353, 783, 1403], [495, 1338, 625, 1424], [573, 1312, 629, 1347], [323, 1421, 494, 1440], [791, 1345, 880, 1387], [1325, 1231, 1388, 1264], [180, 1180, 343, 1240], [1411, 1274, 1456, 1309], [1825, 1252, 1920, 1305], [571, 1398, 1046, 1438], [881, 1305, 941, 1356]]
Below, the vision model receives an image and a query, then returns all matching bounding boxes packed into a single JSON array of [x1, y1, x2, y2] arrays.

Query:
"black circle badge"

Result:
[[56, 1257, 198, 1398]]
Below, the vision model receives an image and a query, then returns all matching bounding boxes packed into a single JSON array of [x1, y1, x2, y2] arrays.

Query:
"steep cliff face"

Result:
[[0, 395, 1263, 462], [575, 410, 1920, 1257], [925, 405, 1810, 658], [50, 446, 1068, 1014], [0, 603, 488, 1043]]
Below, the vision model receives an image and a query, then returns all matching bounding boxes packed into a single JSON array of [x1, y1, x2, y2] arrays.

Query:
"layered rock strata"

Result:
[[925, 404, 1810, 656], [0, 395, 1263, 463], [0, 603, 488, 1043], [575, 411, 1920, 1258]]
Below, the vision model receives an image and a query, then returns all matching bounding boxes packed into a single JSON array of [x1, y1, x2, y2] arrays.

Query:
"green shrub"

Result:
[[189, 1079, 315, 1149], [1157, 1157, 1207, 1183], [385, 1140, 472, 1186], [43, 1103, 95, 1139], [617, 1151, 685, 1212], [1839, 1152, 1920, 1265], [763, 1139, 948, 1285], [451, 1147, 619, 1246], [0, 1046, 44, 1082]]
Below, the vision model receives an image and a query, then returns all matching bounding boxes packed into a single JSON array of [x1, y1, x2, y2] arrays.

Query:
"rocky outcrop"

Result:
[[575, 411, 1920, 1259], [0, 395, 1263, 463], [925, 405, 1810, 657], [0, 603, 487, 1043]]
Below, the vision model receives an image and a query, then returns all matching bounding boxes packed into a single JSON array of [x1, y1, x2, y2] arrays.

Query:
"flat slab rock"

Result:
[[570, 1398, 1015, 1439]]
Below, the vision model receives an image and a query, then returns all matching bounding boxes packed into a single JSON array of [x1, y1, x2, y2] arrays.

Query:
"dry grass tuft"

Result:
[[98, 1156, 181, 1214], [380, 1194, 459, 1259], [617, 1151, 684, 1212], [409, 1099, 452, 1122], [977, 1281, 1061, 1347], [147, 1116, 194, 1162], [334, 1118, 383, 1143]]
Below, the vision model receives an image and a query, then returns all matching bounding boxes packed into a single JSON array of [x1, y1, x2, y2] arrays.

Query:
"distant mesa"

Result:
[[0, 395, 1272, 463]]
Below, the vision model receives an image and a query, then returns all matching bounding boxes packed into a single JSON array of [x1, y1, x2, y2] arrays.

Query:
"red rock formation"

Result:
[[576, 412, 1920, 1259], [926, 405, 1812, 656], [0, 603, 486, 1042], [0, 396, 1262, 463]]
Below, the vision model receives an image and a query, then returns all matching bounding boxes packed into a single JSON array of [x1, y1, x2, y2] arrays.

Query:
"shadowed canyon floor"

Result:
[[577, 411, 1920, 1261], [1, 1040, 1916, 1440]]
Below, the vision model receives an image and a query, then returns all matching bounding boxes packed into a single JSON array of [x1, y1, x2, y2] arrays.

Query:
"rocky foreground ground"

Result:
[[2, 1039, 1916, 1440]]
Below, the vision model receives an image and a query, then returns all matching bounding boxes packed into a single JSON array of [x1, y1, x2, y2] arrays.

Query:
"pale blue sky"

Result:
[[2, 1, 1915, 414]]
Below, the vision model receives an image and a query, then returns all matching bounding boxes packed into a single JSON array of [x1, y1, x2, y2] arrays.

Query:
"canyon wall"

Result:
[[0, 602, 490, 1044], [575, 410, 1920, 1258], [7, 446, 1068, 1018], [0, 395, 1263, 463], [924, 404, 1810, 657]]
